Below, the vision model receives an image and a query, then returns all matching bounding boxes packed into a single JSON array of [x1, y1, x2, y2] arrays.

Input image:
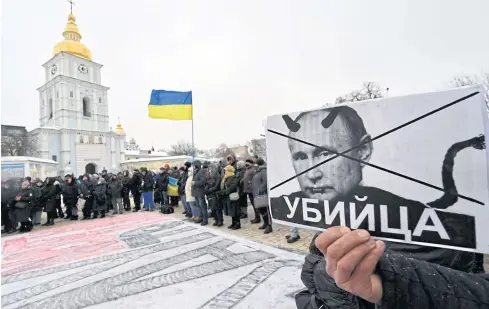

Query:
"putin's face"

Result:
[[288, 110, 372, 201]]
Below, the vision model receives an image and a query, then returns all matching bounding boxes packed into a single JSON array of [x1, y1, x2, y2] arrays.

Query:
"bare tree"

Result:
[[449, 72, 489, 102], [205, 143, 235, 160], [246, 138, 266, 159], [335, 81, 384, 104], [166, 140, 197, 156], [1, 132, 39, 156]]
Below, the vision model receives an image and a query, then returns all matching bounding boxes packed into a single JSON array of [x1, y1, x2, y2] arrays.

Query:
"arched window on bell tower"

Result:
[[82, 96, 91, 117], [48, 98, 53, 119]]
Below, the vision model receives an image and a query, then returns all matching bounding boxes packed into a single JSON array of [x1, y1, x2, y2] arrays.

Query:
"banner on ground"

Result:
[[265, 85, 489, 254]]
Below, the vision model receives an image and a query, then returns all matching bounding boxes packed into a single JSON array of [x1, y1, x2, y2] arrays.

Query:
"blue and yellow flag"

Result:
[[148, 90, 193, 120], [167, 176, 179, 197]]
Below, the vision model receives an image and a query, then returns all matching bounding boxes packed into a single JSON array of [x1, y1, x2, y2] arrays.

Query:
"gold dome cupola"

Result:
[[53, 8, 92, 60], [114, 118, 126, 135]]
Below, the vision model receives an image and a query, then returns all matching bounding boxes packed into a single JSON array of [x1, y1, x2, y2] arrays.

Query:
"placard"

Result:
[[265, 86, 489, 254]]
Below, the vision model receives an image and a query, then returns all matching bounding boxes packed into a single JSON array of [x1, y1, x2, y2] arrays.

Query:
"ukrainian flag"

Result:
[[167, 176, 179, 197], [148, 90, 193, 120]]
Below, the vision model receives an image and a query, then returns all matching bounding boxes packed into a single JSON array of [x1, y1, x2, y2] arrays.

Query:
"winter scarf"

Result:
[[220, 165, 235, 190]]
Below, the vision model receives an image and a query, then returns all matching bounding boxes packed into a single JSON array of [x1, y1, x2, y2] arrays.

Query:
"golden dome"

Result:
[[53, 13, 92, 60], [114, 118, 126, 135]]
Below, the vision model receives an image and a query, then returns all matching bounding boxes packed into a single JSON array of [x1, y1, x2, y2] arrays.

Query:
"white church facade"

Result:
[[29, 11, 126, 176]]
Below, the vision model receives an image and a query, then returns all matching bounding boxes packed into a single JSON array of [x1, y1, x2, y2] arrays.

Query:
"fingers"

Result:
[[333, 238, 378, 284], [315, 226, 351, 254], [325, 230, 372, 276], [341, 240, 385, 303], [351, 240, 385, 282]]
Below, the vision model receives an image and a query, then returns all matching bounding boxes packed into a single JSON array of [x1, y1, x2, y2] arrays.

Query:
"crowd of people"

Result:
[[1, 154, 273, 235]]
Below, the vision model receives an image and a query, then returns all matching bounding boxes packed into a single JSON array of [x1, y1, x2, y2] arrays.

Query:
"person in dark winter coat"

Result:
[[13, 181, 34, 232], [177, 162, 192, 217], [206, 163, 224, 226], [156, 167, 170, 209], [192, 160, 208, 225], [130, 169, 142, 212], [364, 250, 489, 309], [62, 174, 80, 220], [2, 181, 17, 233], [92, 178, 108, 218], [121, 170, 131, 210], [242, 158, 258, 223], [140, 168, 155, 211], [30, 179, 44, 225], [219, 165, 241, 230], [109, 174, 123, 214], [41, 177, 61, 226], [79, 174, 93, 220], [55, 176, 65, 218], [235, 161, 247, 219], [296, 227, 488, 309], [251, 158, 272, 234], [101, 169, 110, 182]]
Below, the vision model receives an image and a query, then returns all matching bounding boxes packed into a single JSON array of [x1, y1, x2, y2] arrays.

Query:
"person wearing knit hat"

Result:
[[219, 165, 242, 230], [184, 161, 192, 170]]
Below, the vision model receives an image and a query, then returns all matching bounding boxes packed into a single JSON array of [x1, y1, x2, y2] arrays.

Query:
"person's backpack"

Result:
[[161, 205, 174, 214]]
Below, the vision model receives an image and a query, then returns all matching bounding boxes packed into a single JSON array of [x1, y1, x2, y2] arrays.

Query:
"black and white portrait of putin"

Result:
[[287, 106, 372, 202], [269, 105, 482, 252]]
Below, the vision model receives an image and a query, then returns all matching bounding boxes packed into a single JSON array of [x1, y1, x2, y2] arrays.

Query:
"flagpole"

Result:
[[191, 111, 195, 163]]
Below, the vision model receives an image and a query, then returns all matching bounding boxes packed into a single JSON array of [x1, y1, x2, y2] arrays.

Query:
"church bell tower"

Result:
[[37, 8, 110, 132]]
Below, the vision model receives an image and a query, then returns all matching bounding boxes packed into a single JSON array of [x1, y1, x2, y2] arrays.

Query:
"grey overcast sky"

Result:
[[1, 0, 489, 150]]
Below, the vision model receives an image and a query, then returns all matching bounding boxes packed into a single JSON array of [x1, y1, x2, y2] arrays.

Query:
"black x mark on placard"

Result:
[[268, 91, 483, 205]]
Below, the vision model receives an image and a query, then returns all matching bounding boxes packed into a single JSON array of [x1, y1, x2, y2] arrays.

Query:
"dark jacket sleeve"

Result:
[[19, 190, 33, 202], [301, 254, 321, 294], [208, 174, 221, 193], [224, 177, 238, 195], [376, 252, 489, 309]]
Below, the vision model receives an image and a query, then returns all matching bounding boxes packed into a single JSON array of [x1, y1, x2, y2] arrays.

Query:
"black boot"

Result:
[[259, 213, 269, 229], [264, 225, 273, 234], [250, 209, 261, 224], [47, 218, 55, 226], [216, 209, 224, 227], [101, 211, 106, 218], [240, 207, 248, 219], [231, 217, 241, 230], [25, 222, 33, 232], [228, 217, 236, 229]]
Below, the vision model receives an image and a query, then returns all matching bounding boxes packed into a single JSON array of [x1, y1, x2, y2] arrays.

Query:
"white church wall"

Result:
[[76, 144, 107, 174], [47, 131, 61, 163]]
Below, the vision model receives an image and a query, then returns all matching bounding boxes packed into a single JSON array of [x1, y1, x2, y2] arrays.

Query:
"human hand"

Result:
[[15, 196, 21, 201], [315, 226, 385, 303]]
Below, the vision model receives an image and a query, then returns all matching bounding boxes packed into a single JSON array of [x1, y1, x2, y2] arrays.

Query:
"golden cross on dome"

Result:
[[66, 0, 75, 13]]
